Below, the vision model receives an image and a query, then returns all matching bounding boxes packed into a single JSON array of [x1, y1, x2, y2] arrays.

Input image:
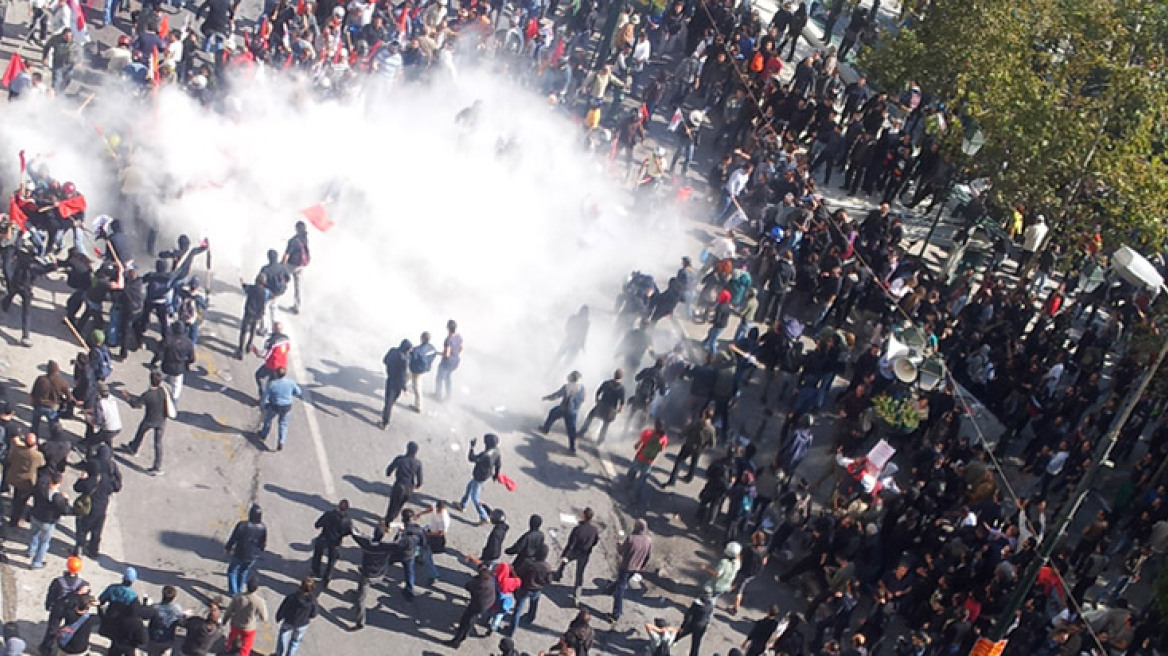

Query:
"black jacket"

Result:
[[30, 484, 71, 524], [383, 347, 410, 389], [562, 521, 600, 560], [506, 529, 546, 568], [468, 446, 501, 483], [353, 535, 396, 577], [464, 574, 497, 613], [516, 559, 553, 594], [385, 454, 423, 490], [275, 591, 317, 628], [225, 520, 267, 562], [314, 509, 352, 547], [481, 522, 509, 562]]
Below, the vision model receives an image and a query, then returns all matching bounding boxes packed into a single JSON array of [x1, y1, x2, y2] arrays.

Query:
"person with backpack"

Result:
[[407, 331, 438, 412], [457, 433, 502, 525], [538, 371, 586, 453], [142, 585, 185, 656], [274, 577, 317, 656], [55, 593, 99, 656], [235, 273, 269, 360], [281, 221, 310, 315], [174, 278, 208, 346], [73, 443, 122, 558], [224, 504, 267, 597], [150, 323, 195, 402], [626, 420, 668, 503], [86, 329, 113, 385], [258, 249, 291, 332], [378, 338, 412, 430], [38, 556, 89, 654], [578, 370, 626, 444]]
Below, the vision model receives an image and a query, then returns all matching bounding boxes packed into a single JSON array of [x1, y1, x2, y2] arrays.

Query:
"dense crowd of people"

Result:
[[1, 0, 1167, 655]]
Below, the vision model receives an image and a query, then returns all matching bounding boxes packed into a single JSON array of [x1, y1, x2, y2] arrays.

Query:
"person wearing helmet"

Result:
[[38, 556, 90, 654], [457, 433, 502, 524], [281, 221, 310, 315]]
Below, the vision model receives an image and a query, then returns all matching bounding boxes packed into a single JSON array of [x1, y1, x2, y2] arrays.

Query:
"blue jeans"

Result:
[[420, 544, 439, 581], [626, 460, 653, 503], [274, 622, 308, 656], [541, 406, 580, 451], [103, 0, 117, 24], [610, 569, 634, 619], [507, 589, 542, 635], [260, 404, 292, 448], [31, 406, 59, 435], [28, 518, 55, 567], [401, 554, 417, 598], [702, 326, 723, 355], [107, 306, 124, 347], [227, 557, 257, 597], [460, 479, 488, 520], [255, 366, 276, 402], [435, 363, 456, 401]]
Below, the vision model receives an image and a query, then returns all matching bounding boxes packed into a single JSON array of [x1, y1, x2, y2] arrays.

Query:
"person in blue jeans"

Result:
[[258, 368, 302, 451], [274, 577, 317, 656], [224, 504, 267, 597], [508, 543, 553, 636], [28, 472, 71, 569], [608, 519, 653, 621], [538, 371, 586, 452], [458, 434, 502, 524], [395, 510, 427, 600]]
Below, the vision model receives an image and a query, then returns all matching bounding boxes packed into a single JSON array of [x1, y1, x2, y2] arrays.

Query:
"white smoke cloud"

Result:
[[1, 67, 695, 408]]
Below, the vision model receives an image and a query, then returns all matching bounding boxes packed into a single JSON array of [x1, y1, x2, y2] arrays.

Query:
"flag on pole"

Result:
[[1, 54, 26, 88], [300, 204, 334, 232], [66, 0, 87, 34], [8, 195, 28, 231], [668, 107, 682, 131], [56, 195, 88, 218]]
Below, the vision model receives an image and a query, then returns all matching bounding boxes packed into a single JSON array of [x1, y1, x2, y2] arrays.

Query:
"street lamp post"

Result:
[[917, 126, 985, 257]]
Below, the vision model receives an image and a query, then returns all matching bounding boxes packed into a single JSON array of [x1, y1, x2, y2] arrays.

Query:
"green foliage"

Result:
[[861, 0, 1168, 250]]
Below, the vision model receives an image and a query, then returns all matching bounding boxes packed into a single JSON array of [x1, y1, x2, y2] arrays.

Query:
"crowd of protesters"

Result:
[[0, 0, 1167, 654]]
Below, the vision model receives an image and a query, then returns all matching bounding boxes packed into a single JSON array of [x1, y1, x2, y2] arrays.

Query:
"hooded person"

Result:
[[351, 526, 396, 629], [488, 562, 523, 632], [225, 504, 267, 597], [378, 338, 412, 430], [506, 514, 546, 570], [74, 442, 122, 558], [609, 519, 652, 621], [383, 441, 424, 524]]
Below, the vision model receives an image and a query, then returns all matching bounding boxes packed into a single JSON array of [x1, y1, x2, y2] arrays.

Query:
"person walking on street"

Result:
[[37, 556, 88, 654], [282, 221, 311, 315], [674, 595, 716, 656], [457, 433, 502, 525], [608, 519, 653, 622], [539, 371, 586, 453], [29, 360, 73, 436], [73, 443, 122, 558], [508, 543, 553, 636], [378, 339, 411, 430], [150, 324, 195, 402], [252, 323, 291, 404], [274, 577, 317, 656], [555, 507, 600, 605], [578, 370, 626, 444], [665, 408, 717, 486], [28, 471, 72, 569], [350, 525, 396, 629], [258, 249, 291, 332], [224, 504, 267, 597], [121, 370, 170, 476], [408, 332, 438, 412], [235, 274, 269, 360], [435, 320, 463, 402], [383, 441, 424, 525], [391, 509, 427, 600], [417, 501, 450, 584], [257, 367, 302, 451], [224, 577, 268, 656], [310, 499, 353, 588], [445, 565, 497, 648], [8, 432, 45, 527], [626, 420, 668, 504]]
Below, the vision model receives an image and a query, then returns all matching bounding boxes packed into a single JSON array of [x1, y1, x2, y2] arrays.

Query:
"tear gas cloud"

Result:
[[1, 70, 694, 408]]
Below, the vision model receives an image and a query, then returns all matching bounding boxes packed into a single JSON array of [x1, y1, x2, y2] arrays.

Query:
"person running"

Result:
[[378, 339, 411, 430], [457, 434, 502, 525], [120, 371, 170, 476], [235, 274, 269, 360], [224, 504, 267, 597], [350, 525, 396, 630], [434, 319, 462, 402], [578, 370, 626, 444], [223, 577, 268, 656], [274, 577, 317, 656], [310, 499, 353, 588], [538, 371, 586, 453], [383, 441, 424, 525], [257, 367, 302, 451], [608, 519, 652, 622], [258, 249, 291, 332], [626, 420, 668, 503], [445, 565, 496, 648], [555, 507, 600, 605], [252, 323, 291, 405]]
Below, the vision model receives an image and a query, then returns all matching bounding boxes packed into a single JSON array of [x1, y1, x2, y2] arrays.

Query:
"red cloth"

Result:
[[158, 14, 170, 38], [8, 195, 28, 231], [634, 429, 668, 464], [1, 54, 26, 88], [56, 195, 87, 218], [226, 627, 256, 656], [493, 562, 521, 595], [300, 204, 334, 232], [264, 340, 290, 371], [498, 473, 518, 492]]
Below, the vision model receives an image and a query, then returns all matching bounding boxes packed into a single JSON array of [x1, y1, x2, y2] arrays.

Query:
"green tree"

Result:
[[862, 0, 1168, 251]]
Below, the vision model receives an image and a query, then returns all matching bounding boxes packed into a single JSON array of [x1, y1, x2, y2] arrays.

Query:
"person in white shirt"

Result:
[[1019, 215, 1049, 273], [86, 382, 123, 456], [713, 163, 754, 226], [416, 501, 451, 584]]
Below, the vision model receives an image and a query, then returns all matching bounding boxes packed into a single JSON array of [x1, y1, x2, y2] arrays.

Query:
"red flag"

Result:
[[1, 54, 26, 88], [56, 194, 87, 218], [396, 5, 409, 37], [300, 204, 334, 232], [296, 0, 305, 14], [66, 0, 87, 32], [7, 195, 27, 231], [158, 14, 170, 38]]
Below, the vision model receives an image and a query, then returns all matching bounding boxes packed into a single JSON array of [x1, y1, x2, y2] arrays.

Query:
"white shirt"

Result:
[[1046, 450, 1069, 476], [98, 396, 123, 432], [708, 236, 736, 260], [1022, 222, 1049, 252], [725, 167, 750, 197], [428, 507, 451, 534]]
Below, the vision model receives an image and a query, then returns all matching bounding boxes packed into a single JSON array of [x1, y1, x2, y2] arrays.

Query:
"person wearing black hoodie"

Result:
[[446, 565, 497, 648], [508, 543, 554, 636], [225, 504, 267, 597], [478, 508, 509, 568], [73, 443, 122, 558], [383, 441, 424, 524], [105, 602, 148, 656], [378, 339, 412, 430], [506, 514, 545, 570], [351, 525, 396, 629], [274, 577, 317, 656]]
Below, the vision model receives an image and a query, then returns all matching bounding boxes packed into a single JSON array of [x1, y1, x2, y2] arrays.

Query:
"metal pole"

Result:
[[984, 325, 1168, 644]]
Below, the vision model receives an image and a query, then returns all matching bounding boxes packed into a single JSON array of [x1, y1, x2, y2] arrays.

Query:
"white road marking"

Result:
[[287, 336, 337, 497]]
